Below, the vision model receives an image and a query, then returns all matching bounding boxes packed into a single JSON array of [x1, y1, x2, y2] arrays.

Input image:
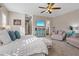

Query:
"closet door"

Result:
[[25, 20, 29, 35]]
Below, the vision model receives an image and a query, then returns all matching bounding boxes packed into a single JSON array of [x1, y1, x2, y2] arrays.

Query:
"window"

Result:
[[2, 13, 7, 27], [36, 20, 45, 26]]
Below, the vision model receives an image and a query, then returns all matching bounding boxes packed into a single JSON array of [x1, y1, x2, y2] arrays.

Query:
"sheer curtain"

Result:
[[2, 13, 7, 27]]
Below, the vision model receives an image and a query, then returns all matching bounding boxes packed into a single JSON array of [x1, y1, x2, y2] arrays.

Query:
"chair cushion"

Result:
[[66, 31, 75, 37], [8, 31, 16, 41], [14, 31, 21, 39]]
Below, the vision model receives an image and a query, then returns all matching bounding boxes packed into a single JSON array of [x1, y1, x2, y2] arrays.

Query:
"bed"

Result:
[[0, 37, 48, 56], [0, 30, 48, 56]]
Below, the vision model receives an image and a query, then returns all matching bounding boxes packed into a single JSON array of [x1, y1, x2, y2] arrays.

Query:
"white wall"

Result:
[[0, 4, 2, 25], [51, 9, 79, 32], [0, 6, 9, 27], [8, 12, 25, 36], [0, 8, 2, 25]]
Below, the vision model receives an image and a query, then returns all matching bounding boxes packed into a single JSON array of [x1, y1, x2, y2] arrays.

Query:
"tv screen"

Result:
[[36, 20, 45, 26]]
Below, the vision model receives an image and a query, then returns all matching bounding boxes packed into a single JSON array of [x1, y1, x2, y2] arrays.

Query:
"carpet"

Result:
[[48, 40, 79, 56]]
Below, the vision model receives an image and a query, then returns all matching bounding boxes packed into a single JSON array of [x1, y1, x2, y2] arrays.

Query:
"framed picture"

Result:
[[13, 19, 21, 25]]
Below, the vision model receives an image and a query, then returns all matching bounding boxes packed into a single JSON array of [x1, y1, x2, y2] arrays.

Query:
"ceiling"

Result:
[[2, 3, 79, 17]]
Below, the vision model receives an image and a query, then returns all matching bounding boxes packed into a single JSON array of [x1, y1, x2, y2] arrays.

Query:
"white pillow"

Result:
[[0, 30, 12, 45]]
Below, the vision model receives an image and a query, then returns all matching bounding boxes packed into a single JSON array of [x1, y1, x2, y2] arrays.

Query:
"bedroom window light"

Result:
[[72, 24, 78, 27], [5, 25, 11, 29], [20, 27, 25, 35], [2, 13, 7, 27]]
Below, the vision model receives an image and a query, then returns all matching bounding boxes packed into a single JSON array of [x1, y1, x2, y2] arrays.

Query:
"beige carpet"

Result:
[[48, 40, 79, 56]]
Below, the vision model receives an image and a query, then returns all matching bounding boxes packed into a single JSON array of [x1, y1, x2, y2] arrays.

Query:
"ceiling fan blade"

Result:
[[52, 7, 61, 9], [39, 6, 47, 9], [39, 3, 61, 14], [47, 3, 55, 6], [51, 3, 55, 6], [41, 10, 46, 13]]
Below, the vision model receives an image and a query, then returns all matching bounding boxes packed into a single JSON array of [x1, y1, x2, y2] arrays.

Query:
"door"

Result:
[[25, 20, 29, 35]]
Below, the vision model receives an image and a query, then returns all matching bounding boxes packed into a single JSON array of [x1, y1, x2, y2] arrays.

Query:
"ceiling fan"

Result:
[[39, 3, 61, 14]]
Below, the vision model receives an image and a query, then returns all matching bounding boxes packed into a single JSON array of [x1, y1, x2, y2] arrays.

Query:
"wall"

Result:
[[0, 8, 2, 25], [0, 4, 2, 25], [0, 6, 9, 27], [0, 6, 26, 36], [8, 11, 25, 36], [51, 9, 79, 32]]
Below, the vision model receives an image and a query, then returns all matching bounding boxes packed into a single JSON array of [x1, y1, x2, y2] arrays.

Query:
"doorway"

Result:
[[25, 20, 29, 35]]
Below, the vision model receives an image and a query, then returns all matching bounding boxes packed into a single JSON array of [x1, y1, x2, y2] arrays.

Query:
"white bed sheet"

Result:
[[0, 35, 48, 56]]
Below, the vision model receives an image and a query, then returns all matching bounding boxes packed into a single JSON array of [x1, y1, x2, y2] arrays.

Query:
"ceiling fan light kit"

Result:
[[39, 3, 61, 14]]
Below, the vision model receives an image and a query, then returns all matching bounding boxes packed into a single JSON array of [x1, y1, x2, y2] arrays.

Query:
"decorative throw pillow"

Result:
[[8, 31, 16, 41], [14, 31, 21, 39], [66, 31, 75, 37], [0, 30, 12, 45]]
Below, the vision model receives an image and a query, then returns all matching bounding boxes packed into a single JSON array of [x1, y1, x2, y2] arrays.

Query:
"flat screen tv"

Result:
[[36, 20, 45, 26]]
